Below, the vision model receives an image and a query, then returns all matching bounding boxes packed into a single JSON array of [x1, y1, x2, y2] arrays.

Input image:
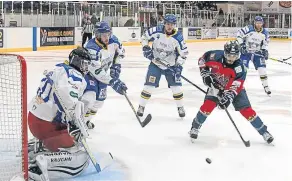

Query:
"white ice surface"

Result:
[[19, 41, 291, 181]]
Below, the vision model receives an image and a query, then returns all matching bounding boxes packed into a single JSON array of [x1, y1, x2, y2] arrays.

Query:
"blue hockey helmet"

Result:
[[94, 21, 111, 44], [94, 21, 111, 36], [164, 14, 177, 24], [254, 16, 264, 24]]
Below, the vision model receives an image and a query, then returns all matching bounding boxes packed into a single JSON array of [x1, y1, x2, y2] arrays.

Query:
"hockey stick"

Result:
[[80, 138, 102, 172], [269, 57, 292, 66], [155, 59, 250, 147], [269, 56, 291, 62], [209, 84, 250, 147], [123, 91, 152, 128], [254, 53, 292, 66], [223, 105, 250, 147]]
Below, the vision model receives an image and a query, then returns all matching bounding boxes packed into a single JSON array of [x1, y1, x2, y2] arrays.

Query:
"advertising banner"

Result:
[[0, 29, 3, 48], [244, 2, 262, 12], [278, 1, 292, 13], [228, 28, 239, 38], [268, 28, 289, 38], [202, 28, 217, 39], [262, 1, 279, 13], [217, 28, 228, 38], [40, 27, 75, 46], [127, 27, 140, 42], [188, 27, 202, 39]]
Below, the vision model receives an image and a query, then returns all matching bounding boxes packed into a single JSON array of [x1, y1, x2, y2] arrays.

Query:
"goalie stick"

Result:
[[123, 91, 152, 128], [155, 58, 250, 147], [45, 72, 102, 173]]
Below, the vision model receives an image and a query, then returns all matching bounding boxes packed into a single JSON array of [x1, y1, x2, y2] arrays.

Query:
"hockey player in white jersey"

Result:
[[81, 21, 127, 129], [237, 16, 271, 96], [27, 48, 94, 180], [137, 14, 188, 118]]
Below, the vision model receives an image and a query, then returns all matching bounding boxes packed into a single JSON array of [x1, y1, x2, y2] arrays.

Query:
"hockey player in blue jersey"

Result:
[[189, 41, 274, 144], [137, 14, 189, 118], [237, 16, 271, 96], [81, 21, 127, 128]]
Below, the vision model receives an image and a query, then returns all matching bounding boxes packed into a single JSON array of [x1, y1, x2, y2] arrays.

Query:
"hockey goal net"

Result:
[[0, 54, 28, 181]]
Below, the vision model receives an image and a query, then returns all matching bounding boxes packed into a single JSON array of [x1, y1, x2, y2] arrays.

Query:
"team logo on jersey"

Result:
[[70, 91, 78, 98], [99, 88, 107, 99], [210, 53, 216, 60], [149, 76, 156, 83], [213, 73, 229, 89], [234, 66, 242, 73], [89, 80, 96, 86]]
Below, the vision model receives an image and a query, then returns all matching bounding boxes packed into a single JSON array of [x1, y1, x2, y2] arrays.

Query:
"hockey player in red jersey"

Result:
[[189, 41, 274, 144]]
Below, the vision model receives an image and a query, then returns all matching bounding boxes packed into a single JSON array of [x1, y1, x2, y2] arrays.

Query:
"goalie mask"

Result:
[[68, 48, 91, 75], [224, 41, 240, 64]]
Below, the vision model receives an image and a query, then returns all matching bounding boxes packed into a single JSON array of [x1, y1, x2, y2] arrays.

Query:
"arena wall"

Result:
[[0, 27, 290, 53]]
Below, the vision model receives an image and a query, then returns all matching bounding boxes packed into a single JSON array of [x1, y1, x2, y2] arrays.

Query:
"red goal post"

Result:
[[0, 54, 28, 180]]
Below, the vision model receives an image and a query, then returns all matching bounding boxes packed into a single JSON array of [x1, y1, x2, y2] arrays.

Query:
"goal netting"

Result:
[[0, 54, 27, 181]]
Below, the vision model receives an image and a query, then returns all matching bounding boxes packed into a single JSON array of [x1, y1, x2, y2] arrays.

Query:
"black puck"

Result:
[[206, 158, 212, 164]]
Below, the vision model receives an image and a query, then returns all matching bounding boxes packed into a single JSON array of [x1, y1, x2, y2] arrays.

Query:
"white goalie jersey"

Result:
[[28, 63, 87, 123], [141, 26, 188, 69]]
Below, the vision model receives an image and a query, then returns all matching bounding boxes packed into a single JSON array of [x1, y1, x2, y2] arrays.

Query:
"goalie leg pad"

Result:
[[28, 112, 74, 152], [29, 148, 90, 180]]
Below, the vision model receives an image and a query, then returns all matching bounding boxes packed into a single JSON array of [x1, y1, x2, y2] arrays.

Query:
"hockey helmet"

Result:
[[68, 47, 91, 74], [224, 41, 240, 64]]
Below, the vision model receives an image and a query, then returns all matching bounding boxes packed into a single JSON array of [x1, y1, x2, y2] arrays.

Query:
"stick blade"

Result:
[[245, 141, 251, 147], [141, 114, 152, 127]]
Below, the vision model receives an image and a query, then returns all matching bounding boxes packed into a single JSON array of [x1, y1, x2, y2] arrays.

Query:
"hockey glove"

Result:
[[69, 122, 82, 143], [261, 49, 269, 60], [109, 78, 128, 95], [240, 43, 247, 55], [218, 91, 236, 109], [143, 45, 154, 61], [110, 64, 121, 79], [201, 69, 220, 89], [169, 64, 183, 83]]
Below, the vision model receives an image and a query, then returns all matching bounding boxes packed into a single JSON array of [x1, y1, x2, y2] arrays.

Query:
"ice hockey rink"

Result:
[[18, 40, 291, 181]]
